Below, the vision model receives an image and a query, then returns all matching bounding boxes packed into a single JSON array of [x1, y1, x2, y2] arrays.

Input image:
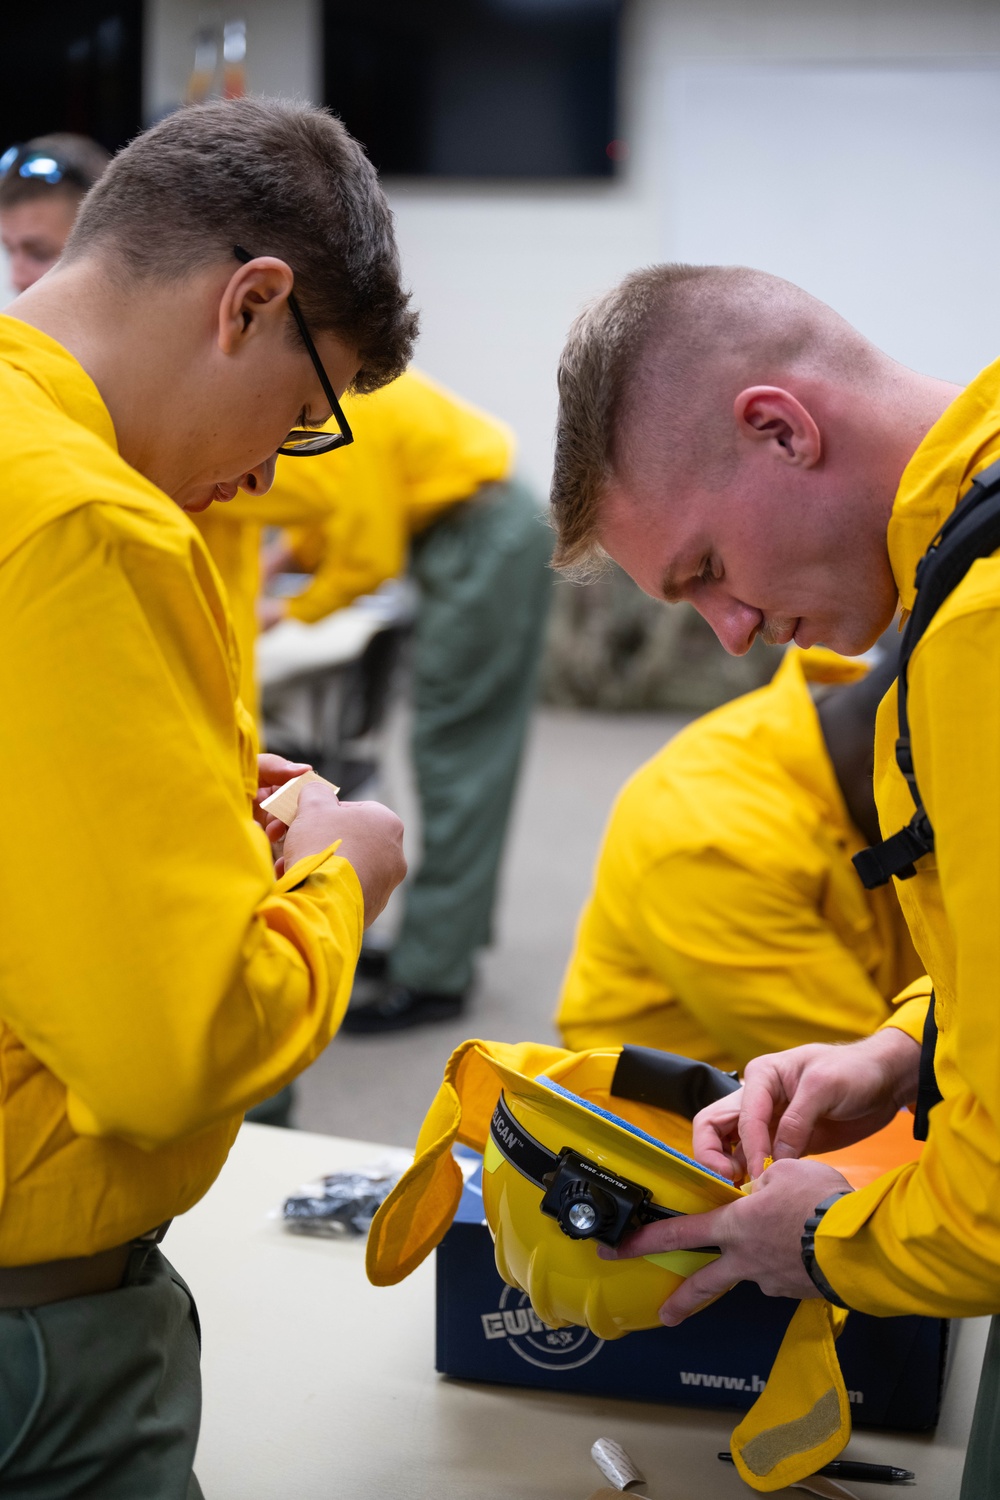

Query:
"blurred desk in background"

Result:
[[257, 581, 414, 796]]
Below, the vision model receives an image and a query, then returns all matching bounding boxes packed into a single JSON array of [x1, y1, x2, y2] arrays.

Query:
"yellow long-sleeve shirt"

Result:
[[0, 316, 363, 1265], [194, 368, 515, 712], [556, 649, 922, 1072], [279, 367, 516, 623], [817, 356, 1000, 1318]]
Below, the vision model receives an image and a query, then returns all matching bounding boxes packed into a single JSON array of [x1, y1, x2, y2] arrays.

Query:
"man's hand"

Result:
[[254, 754, 313, 831], [279, 784, 406, 928], [598, 1158, 852, 1324], [693, 1028, 922, 1181]]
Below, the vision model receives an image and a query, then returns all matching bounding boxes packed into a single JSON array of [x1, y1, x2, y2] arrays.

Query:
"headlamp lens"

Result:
[[566, 1199, 599, 1234], [541, 1150, 651, 1247]]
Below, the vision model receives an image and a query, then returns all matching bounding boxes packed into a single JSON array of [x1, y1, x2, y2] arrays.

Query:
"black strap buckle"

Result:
[[853, 810, 935, 888]]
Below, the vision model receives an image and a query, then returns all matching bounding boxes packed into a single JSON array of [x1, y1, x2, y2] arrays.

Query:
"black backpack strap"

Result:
[[854, 455, 1000, 890], [912, 992, 944, 1141], [852, 815, 933, 888]]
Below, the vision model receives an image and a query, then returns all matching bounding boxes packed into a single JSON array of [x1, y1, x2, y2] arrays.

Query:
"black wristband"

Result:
[[801, 1191, 854, 1310]]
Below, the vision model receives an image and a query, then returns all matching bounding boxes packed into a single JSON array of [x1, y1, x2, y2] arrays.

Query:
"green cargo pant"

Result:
[[0, 1245, 202, 1498], [961, 1315, 1000, 1499], [391, 476, 553, 996]]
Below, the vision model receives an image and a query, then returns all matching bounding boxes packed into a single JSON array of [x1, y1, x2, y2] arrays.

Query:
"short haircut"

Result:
[[551, 264, 875, 573], [0, 133, 111, 209], [65, 98, 417, 394]]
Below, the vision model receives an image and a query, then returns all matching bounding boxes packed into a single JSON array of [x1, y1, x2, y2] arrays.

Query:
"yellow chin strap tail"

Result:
[[730, 1298, 850, 1491], [367, 1039, 851, 1492]]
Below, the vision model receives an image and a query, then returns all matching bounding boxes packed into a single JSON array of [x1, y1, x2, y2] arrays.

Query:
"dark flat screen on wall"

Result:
[[0, 4, 143, 155], [322, 0, 623, 179]]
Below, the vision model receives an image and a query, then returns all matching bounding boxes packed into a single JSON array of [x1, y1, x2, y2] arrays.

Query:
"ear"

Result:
[[733, 386, 822, 468], [217, 256, 295, 356]]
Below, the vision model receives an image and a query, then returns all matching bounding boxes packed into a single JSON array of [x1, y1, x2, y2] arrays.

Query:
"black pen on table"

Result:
[[717, 1452, 914, 1483]]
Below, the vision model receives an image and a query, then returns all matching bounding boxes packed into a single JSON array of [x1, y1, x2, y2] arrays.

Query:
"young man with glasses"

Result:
[[0, 96, 415, 1496]]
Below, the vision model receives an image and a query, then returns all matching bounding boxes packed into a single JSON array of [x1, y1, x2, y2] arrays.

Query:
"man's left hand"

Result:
[[597, 1158, 852, 1324]]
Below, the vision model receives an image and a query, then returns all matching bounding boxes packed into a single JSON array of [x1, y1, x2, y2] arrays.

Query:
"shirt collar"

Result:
[[0, 314, 118, 454], [889, 356, 1000, 611]]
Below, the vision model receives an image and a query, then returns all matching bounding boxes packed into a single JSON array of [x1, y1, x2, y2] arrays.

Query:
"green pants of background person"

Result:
[[961, 1315, 1000, 1499], [0, 1247, 202, 1498], [394, 475, 553, 996]]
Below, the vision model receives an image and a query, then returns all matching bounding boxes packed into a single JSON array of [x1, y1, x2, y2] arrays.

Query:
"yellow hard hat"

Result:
[[480, 1045, 742, 1337], [368, 1039, 851, 1494]]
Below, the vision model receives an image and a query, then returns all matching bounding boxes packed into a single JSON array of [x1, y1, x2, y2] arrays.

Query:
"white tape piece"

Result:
[[259, 770, 339, 824], [591, 1438, 646, 1491]]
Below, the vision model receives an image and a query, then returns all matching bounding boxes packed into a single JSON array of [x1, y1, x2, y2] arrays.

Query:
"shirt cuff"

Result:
[[880, 976, 933, 1047]]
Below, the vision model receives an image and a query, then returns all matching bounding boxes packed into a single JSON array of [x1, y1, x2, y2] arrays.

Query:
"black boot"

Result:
[[340, 983, 466, 1035]]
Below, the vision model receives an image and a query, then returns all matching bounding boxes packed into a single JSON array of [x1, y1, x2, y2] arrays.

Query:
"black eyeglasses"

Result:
[[233, 245, 354, 458], [0, 144, 92, 191]]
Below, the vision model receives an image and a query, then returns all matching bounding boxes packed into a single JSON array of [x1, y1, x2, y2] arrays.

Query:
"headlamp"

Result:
[[540, 1149, 651, 1246]]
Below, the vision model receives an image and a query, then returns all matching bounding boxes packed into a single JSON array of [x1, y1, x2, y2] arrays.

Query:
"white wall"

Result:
[[10, 0, 1000, 491], [143, 0, 321, 120], [385, 0, 1000, 492], [666, 61, 1000, 390]]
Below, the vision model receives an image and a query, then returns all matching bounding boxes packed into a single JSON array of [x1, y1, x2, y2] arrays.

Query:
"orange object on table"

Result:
[[813, 1110, 921, 1190]]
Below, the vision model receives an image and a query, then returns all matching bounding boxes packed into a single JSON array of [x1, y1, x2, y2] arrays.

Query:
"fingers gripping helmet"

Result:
[[368, 1040, 851, 1494]]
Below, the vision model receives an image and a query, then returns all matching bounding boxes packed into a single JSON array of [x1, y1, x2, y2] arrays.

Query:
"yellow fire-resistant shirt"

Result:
[[194, 368, 515, 711], [0, 317, 364, 1265], [556, 649, 922, 1072], [279, 367, 515, 624], [817, 356, 1000, 1318]]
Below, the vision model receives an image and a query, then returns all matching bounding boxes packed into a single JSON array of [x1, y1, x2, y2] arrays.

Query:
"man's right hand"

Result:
[[692, 1027, 923, 1181], [277, 784, 406, 928]]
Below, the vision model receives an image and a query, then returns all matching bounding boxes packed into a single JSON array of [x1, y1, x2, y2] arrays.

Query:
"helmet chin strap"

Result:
[[730, 1298, 851, 1493]]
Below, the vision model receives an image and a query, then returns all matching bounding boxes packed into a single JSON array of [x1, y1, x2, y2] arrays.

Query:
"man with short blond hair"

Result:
[[0, 96, 414, 1495], [551, 262, 1000, 1497], [551, 264, 904, 654]]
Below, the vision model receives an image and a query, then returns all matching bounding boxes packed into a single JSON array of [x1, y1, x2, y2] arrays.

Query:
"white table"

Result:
[[256, 583, 414, 688], [169, 1125, 987, 1500]]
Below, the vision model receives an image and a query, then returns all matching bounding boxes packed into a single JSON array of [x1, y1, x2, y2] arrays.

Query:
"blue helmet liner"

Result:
[[538, 1076, 733, 1185]]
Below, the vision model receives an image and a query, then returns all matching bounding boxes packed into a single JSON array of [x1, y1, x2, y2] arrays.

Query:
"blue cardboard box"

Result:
[[435, 1152, 948, 1431]]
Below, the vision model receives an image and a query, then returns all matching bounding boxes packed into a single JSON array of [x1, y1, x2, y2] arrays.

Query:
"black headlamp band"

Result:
[[490, 1092, 559, 1190], [489, 1092, 721, 1251]]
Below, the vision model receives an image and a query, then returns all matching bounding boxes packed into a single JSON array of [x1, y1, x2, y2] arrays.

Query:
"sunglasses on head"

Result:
[[0, 145, 92, 191]]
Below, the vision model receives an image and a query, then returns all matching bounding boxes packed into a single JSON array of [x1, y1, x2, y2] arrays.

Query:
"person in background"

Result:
[[0, 133, 110, 294], [0, 97, 413, 1494], [212, 368, 554, 1034], [557, 640, 924, 1067]]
